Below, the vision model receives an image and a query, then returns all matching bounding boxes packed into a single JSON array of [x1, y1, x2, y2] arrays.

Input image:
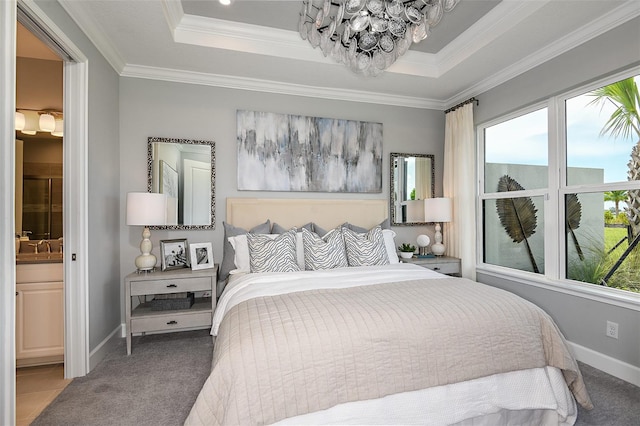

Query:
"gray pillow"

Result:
[[342, 219, 390, 233], [220, 220, 270, 282], [272, 222, 313, 234], [247, 229, 300, 273]]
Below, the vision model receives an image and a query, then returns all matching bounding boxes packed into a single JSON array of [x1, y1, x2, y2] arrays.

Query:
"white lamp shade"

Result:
[[424, 197, 452, 223], [52, 119, 63, 137], [126, 192, 167, 226], [15, 112, 25, 131], [39, 113, 56, 132], [21, 110, 39, 135]]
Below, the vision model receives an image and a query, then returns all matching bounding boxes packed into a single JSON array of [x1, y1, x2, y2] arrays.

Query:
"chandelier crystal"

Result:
[[299, 0, 460, 77]]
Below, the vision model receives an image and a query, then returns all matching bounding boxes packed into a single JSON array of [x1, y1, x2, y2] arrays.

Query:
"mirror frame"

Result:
[[390, 152, 435, 226], [147, 136, 216, 230]]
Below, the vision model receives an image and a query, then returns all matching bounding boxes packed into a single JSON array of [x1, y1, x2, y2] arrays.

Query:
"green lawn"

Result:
[[602, 227, 639, 292]]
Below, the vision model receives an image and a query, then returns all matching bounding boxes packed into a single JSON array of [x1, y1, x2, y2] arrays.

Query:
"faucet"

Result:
[[38, 240, 51, 254], [28, 243, 39, 254]]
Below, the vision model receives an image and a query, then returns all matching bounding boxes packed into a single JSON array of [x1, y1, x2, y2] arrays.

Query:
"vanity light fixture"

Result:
[[299, 0, 460, 76], [126, 192, 168, 272], [15, 109, 64, 136], [424, 197, 451, 256]]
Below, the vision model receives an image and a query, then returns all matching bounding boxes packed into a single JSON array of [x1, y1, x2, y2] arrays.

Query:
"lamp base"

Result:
[[135, 253, 157, 272], [431, 243, 445, 256], [135, 226, 158, 272]]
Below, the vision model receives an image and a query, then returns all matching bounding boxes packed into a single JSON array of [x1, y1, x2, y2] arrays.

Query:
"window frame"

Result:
[[476, 66, 640, 312]]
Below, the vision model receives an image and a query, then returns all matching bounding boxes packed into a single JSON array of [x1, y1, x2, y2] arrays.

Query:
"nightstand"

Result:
[[124, 265, 217, 355], [401, 255, 461, 276]]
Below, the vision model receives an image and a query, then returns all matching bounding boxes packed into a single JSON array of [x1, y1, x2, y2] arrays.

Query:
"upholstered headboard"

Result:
[[226, 198, 388, 229]]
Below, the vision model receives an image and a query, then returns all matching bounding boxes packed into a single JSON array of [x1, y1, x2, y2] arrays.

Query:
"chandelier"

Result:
[[299, 0, 460, 77]]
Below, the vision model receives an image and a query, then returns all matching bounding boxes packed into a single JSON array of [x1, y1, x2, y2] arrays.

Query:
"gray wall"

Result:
[[475, 17, 640, 368], [118, 78, 445, 314], [35, 0, 121, 352]]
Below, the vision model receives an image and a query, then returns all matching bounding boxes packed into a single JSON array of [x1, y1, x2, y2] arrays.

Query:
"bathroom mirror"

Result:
[[147, 137, 216, 230], [390, 153, 435, 226]]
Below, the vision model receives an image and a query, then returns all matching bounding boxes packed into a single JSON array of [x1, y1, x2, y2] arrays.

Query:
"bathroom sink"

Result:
[[16, 252, 64, 264]]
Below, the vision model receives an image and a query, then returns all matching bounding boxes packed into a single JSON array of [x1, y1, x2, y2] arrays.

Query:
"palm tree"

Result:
[[589, 77, 640, 236], [604, 190, 628, 216]]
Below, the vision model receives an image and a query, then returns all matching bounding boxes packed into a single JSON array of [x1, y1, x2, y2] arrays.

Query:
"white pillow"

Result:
[[228, 232, 305, 274], [382, 229, 399, 264]]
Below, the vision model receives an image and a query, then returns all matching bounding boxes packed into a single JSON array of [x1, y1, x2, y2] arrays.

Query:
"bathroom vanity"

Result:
[[15, 258, 64, 366]]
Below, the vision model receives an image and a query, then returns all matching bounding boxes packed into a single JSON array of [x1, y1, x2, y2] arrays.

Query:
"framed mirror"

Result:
[[147, 137, 216, 230], [390, 153, 435, 226]]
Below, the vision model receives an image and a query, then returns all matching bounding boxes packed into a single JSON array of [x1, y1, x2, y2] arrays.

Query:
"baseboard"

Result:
[[89, 324, 123, 371], [568, 341, 640, 387]]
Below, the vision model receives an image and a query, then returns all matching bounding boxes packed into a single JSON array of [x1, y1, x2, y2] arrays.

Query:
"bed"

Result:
[[185, 198, 592, 426]]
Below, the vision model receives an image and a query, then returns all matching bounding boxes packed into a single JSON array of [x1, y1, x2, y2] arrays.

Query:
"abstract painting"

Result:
[[237, 110, 383, 192]]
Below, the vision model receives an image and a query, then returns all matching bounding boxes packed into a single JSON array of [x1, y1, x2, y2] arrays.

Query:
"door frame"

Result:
[[1, 1, 90, 422]]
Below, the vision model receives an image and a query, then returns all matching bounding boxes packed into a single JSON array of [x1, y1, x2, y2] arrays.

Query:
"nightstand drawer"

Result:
[[130, 311, 212, 333], [130, 276, 211, 296], [425, 262, 460, 275]]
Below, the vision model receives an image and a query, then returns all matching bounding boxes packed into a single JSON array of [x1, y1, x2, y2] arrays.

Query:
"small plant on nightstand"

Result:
[[398, 243, 416, 259]]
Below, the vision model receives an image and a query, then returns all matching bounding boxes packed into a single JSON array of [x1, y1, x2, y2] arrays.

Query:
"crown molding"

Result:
[[437, 0, 550, 74], [58, 0, 125, 73], [443, 0, 640, 109], [120, 63, 445, 110]]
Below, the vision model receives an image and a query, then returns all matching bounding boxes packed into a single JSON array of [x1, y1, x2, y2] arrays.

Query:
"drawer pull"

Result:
[[167, 320, 178, 325], [433, 267, 440, 271], [166, 284, 178, 288]]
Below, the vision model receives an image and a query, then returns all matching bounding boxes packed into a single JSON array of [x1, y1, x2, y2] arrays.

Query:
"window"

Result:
[[482, 108, 547, 274], [479, 72, 640, 296]]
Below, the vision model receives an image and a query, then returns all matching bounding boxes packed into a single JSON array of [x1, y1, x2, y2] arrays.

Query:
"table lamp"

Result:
[[126, 192, 167, 272], [424, 197, 452, 256]]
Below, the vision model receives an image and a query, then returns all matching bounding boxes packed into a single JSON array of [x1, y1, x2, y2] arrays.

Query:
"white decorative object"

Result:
[[417, 234, 430, 255], [424, 198, 452, 256], [399, 251, 413, 259], [126, 192, 167, 272]]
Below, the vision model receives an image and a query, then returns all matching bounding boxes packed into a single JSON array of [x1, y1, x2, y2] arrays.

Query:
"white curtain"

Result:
[[443, 102, 476, 280]]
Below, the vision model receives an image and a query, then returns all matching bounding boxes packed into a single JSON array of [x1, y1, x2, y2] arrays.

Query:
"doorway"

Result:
[[1, 1, 90, 424]]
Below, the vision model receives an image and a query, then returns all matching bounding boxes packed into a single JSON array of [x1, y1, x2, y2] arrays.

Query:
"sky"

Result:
[[485, 76, 639, 185]]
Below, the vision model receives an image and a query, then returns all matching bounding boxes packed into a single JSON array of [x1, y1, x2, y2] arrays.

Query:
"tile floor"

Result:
[[15, 364, 71, 426]]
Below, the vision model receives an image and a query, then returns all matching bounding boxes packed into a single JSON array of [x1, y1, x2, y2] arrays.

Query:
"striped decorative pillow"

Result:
[[302, 227, 348, 270], [247, 229, 300, 273], [342, 225, 390, 267]]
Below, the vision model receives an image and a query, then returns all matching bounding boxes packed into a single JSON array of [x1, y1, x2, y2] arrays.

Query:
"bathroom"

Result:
[[14, 20, 69, 424]]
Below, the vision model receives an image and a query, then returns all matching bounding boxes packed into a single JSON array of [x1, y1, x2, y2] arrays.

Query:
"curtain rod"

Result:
[[444, 97, 478, 114]]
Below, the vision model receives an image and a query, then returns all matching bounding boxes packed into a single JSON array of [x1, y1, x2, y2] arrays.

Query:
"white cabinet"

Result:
[[16, 265, 64, 362], [16, 263, 64, 364]]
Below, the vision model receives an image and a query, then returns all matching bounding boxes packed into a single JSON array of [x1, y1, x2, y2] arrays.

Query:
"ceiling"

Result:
[[51, 0, 640, 109]]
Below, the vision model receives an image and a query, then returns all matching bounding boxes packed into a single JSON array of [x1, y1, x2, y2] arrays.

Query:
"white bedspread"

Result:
[[212, 263, 444, 336]]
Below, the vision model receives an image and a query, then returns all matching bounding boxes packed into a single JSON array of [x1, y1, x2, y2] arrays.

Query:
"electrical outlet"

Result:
[[606, 321, 619, 339]]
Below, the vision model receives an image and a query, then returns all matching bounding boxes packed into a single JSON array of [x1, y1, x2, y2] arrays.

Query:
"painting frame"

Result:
[[237, 110, 383, 193], [160, 238, 190, 271], [189, 242, 214, 270]]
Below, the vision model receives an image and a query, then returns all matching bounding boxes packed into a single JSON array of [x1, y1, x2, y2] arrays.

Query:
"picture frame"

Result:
[[160, 238, 190, 271], [189, 242, 214, 270], [160, 160, 178, 198]]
